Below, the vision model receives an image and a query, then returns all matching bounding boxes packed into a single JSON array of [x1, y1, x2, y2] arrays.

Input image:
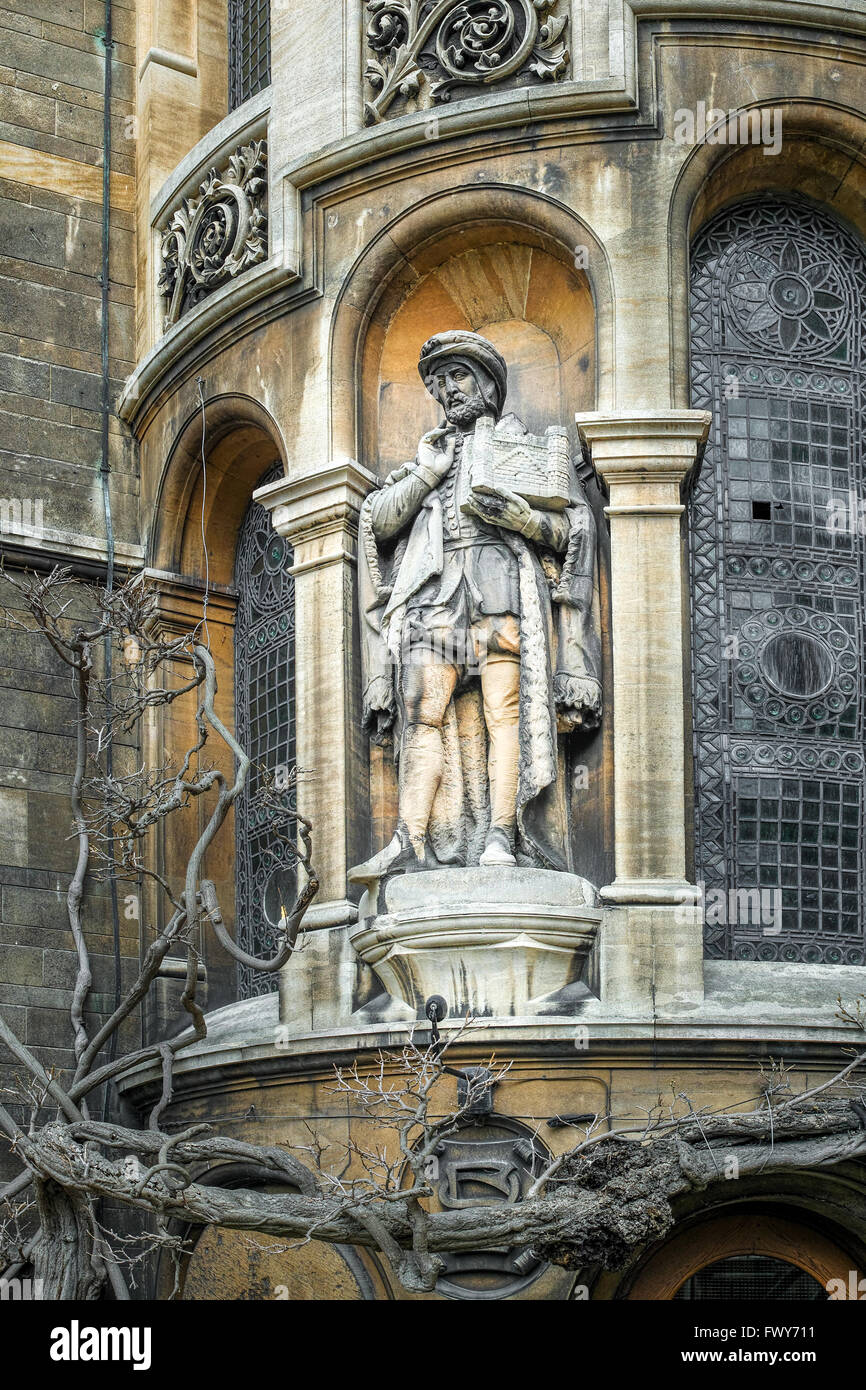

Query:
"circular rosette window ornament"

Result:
[[733, 606, 856, 730], [725, 237, 849, 354]]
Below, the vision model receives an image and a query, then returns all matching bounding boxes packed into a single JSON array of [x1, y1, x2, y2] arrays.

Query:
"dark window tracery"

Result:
[[689, 197, 866, 963], [229, 0, 271, 111], [234, 461, 295, 998]]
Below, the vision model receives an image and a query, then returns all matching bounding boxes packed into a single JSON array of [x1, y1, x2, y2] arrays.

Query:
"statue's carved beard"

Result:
[[443, 391, 487, 427]]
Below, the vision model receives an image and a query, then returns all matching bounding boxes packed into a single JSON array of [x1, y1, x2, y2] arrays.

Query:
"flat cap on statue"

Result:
[[418, 330, 508, 418]]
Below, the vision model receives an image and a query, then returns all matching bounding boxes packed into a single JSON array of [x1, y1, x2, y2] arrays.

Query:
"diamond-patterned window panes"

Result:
[[229, 0, 271, 111], [689, 197, 866, 964], [674, 1256, 825, 1301], [234, 462, 295, 998]]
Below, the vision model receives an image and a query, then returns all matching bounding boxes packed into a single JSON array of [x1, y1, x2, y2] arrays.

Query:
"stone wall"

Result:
[[4, 0, 866, 1296], [0, 0, 138, 567], [0, 0, 139, 1177]]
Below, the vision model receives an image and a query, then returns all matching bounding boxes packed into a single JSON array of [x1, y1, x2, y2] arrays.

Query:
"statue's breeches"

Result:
[[410, 535, 521, 619], [401, 600, 520, 704]]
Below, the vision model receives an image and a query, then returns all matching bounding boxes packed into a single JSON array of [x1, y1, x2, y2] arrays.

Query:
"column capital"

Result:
[[253, 459, 379, 551], [576, 410, 711, 492]]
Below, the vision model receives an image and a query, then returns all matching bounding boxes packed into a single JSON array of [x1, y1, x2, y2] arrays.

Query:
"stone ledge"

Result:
[[630, 0, 866, 33], [115, 999, 866, 1108], [113, 957, 866, 1104]]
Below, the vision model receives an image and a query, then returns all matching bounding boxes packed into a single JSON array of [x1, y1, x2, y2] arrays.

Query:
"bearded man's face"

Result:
[[430, 362, 488, 427]]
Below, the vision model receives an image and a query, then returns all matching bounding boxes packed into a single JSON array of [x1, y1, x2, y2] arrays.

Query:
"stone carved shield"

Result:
[[428, 1119, 548, 1299]]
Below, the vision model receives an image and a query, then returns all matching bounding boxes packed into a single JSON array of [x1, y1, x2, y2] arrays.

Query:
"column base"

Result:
[[599, 878, 701, 906], [596, 903, 705, 1013]]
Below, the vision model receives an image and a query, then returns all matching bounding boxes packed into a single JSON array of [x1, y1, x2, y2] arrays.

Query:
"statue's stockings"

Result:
[[399, 651, 520, 861]]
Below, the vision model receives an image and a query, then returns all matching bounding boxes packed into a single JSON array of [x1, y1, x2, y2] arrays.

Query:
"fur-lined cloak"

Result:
[[358, 451, 602, 873]]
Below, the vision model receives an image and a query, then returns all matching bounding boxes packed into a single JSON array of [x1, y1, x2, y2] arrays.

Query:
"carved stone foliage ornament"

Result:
[[364, 0, 569, 124], [158, 140, 268, 329]]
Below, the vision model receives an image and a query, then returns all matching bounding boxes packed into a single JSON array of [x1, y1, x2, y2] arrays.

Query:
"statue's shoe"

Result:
[[479, 826, 517, 867], [348, 832, 418, 886]]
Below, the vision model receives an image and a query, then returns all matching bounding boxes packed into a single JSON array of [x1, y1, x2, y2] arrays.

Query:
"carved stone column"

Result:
[[576, 410, 711, 1011], [254, 460, 377, 928]]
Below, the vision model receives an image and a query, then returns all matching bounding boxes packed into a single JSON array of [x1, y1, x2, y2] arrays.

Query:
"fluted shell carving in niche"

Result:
[[158, 140, 268, 330], [363, 0, 570, 124]]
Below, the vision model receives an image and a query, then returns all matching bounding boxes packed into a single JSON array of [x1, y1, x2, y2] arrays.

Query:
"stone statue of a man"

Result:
[[349, 330, 602, 884]]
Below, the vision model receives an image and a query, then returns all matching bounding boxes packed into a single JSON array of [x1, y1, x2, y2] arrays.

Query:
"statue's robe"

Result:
[[358, 423, 602, 872]]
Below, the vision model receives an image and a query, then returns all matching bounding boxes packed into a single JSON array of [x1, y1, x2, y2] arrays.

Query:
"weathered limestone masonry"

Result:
[[4, 0, 866, 1298], [0, 0, 141, 1180], [113, 0, 866, 1297]]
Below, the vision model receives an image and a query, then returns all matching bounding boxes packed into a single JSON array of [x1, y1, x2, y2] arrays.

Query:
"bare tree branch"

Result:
[[3, 567, 865, 1300]]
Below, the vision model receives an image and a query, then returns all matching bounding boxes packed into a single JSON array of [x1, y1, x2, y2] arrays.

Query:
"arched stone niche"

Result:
[[150, 393, 287, 586], [369, 238, 595, 473], [144, 396, 288, 1013], [329, 185, 614, 467], [345, 212, 613, 888]]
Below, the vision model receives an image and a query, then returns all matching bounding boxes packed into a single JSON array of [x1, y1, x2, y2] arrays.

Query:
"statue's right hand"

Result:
[[417, 426, 455, 479]]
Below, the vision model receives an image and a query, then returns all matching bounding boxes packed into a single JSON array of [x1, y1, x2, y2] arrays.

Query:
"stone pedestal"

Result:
[[350, 868, 601, 1018]]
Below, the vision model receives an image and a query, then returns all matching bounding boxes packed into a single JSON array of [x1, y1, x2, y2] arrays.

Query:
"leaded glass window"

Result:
[[674, 1256, 825, 1300], [689, 197, 866, 964], [228, 0, 271, 111], [234, 462, 295, 998]]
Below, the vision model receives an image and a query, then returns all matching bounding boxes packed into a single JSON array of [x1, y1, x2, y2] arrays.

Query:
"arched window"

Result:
[[625, 1209, 861, 1301], [689, 197, 866, 964], [234, 462, 295, 998], [228, 0, 271, 111]]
